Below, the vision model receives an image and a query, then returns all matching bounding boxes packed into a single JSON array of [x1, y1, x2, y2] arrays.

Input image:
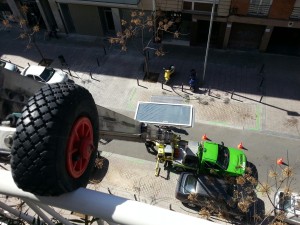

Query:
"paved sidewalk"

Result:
[[1, 27, 299, 139]]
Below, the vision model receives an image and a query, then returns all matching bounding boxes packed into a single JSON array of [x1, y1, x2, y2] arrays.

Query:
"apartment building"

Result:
[[1, 0, 300, 55]]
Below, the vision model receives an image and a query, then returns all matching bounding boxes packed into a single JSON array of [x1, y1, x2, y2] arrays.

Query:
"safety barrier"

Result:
[[0, 170, 218, 225]]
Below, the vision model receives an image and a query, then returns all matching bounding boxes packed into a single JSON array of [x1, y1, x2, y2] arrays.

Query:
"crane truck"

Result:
[[0, 67, 247, 196]]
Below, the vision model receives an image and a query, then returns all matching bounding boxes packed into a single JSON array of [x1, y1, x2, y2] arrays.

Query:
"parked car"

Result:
[[175, 172, 260, 220], [274, 191, 300, 225], [21, 65, 72, 84], [0, 59, 20, 73]]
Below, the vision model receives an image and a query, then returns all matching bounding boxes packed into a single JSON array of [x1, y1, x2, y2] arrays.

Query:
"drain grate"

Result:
[[143, 72, 160, 83]]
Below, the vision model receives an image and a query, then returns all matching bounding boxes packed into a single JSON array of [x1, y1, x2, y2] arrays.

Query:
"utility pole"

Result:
[[202, 0, 216, 83]]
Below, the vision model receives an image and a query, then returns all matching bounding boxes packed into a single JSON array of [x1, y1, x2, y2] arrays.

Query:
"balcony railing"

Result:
[[248, 3, 271, 17], [0, 170, 218, 225], [290, 7, 300, 20], [229, 4, 270, 17]]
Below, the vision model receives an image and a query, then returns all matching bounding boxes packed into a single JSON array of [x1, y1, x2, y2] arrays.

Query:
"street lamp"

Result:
[[202, 0, 216, 83]]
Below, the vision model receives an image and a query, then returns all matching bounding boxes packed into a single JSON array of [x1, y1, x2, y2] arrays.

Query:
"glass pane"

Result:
[[184, 175, 197, 193], [183, 1, 192, 10]]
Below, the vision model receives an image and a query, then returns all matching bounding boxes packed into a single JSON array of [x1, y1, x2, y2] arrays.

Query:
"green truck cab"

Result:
[[172, 140, 247, 177], [198, 141, 247, 177]]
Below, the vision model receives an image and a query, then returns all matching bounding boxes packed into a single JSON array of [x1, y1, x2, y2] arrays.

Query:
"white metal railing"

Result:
[[0, 170, 219, 225]]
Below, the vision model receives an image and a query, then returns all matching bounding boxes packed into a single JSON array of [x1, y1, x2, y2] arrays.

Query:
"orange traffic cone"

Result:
[[277, 158, 284, 165], [202, 134, 208, 141], [237, 142, 244, 149]]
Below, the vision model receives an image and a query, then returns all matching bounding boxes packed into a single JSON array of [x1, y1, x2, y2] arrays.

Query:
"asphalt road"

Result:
[[100, 120, 300, 187]]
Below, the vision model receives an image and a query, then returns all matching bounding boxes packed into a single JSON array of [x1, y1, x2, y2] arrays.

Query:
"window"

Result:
[[0, 61, 6, 68], [248, 0, 273, 16], [39, 67, 55, 82], [204, 161, 221, 170], [183, 1, 192, 10], [183, 1, 218, 12], [33, 76, 44, 82], [183, 175, 197, 193], [217, 145, 229, 170], [194, 3, 214, 11]]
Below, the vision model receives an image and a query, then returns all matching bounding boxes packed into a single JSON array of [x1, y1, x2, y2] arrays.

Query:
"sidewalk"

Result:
[[1, 28, 299, 139]]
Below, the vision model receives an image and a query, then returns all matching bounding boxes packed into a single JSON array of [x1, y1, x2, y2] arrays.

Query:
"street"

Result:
[[100, 118, 300, 186]]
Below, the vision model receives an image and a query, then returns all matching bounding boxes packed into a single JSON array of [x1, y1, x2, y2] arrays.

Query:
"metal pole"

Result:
[[24, 200, 55, 225], [36, 202, 74, 225], [0, 201, 35, 224], [202, 0, 216, 82]]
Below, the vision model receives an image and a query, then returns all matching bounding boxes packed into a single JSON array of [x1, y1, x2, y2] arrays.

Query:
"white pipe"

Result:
[[0, 201, 34, 224], [24, 200, 55, 225], [36, 203, 74, 225], [0, 170, 218, 225]]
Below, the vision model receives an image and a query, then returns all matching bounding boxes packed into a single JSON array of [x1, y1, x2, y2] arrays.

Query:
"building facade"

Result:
[[2, 0, 300, 55]]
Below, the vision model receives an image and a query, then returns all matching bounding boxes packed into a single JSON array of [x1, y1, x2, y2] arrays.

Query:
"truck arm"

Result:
[[0, 69, 178, 153]]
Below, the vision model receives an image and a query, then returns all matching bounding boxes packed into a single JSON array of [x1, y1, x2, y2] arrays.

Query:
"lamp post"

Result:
[[202, 0, 216, 83]]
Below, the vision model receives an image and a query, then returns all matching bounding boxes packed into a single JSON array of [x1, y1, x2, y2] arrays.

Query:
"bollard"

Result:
[[96, 58, 100, 66], [108, 188, 112, 195], [259, 95, 263, 103], [231, 90, 234, 99], [137, 77, 140, 86], [208, 87, 211, 96], [89, 71, 93, 79], [134, 194, 138, 201], [161, 81, 164, 89], [68, 67, 71, 75], [182, 83, 184, 92]]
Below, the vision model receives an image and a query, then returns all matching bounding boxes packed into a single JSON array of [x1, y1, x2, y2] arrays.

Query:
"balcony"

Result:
[[230, 3, 271, 17], [290, 7, 300, 20], [247, 3, 271, 17], [182, 1, 219, 16]]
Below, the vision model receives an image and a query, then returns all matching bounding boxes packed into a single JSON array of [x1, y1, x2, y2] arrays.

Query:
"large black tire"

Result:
[[10, 83, 99, 196]]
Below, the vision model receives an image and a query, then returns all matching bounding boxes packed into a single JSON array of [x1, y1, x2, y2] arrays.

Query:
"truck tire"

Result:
[[10, 83, 99, 196]]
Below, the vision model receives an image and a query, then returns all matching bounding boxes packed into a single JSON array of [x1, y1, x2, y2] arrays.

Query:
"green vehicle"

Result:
[[172, 140, 247, 177]]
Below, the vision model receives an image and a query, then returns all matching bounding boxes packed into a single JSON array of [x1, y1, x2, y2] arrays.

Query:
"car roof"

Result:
[[23, 65, 46, 76], [181, 172, 231, 200]]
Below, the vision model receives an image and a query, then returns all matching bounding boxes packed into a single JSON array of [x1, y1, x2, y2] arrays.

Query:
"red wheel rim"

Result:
[[66, 117, 94, 178]]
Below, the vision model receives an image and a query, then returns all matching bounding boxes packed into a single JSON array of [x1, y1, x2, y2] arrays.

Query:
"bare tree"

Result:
[[186, 157, 297, 225], [109, 9, 183, 78], [2, 5, 47, 64]]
